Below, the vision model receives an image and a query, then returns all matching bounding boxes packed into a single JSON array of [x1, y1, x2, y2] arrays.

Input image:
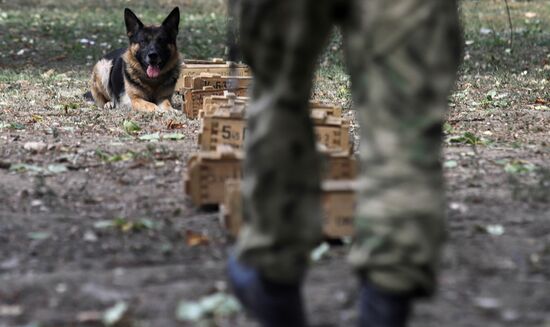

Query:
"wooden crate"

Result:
[[311, 110, 352, 152], [182, 73, 253, 92], [176, 60, 252, 91], [309, 102, 343, 117], [199, 109, 351, 152], [219, 180, 242, 237], [321, 149, 358, 180], [182, 58, 226, 64], [203, 92, 249, 109], [183, 86, 248, 119], [201, 92, 250, 117], [199, 96, 342, 119], [220, 180, 357, 238], [198, 107, 247, 151], [321, 180, 357, 238], [185, 147, 356, 208], [184, 147, 244, 206], [200, 102, 248, 119]]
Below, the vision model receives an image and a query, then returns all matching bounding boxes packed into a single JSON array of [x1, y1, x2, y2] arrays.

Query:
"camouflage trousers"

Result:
[[235, 0, 462, 294]]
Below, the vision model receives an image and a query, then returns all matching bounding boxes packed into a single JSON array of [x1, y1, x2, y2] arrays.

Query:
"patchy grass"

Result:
[[0, 1, 227, 70], [461, 0, 550, 73], [449, 1, 550, 149]]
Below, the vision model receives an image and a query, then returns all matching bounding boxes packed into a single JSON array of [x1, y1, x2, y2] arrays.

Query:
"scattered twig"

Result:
[[503, 0, 514, 48], [448, 118, 486, 123]]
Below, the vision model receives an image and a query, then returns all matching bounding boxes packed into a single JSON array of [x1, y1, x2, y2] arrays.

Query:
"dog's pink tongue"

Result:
[[147, 65, 160, 78]]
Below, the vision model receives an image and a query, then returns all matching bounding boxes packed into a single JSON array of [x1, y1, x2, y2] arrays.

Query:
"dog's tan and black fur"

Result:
[[90, 7, 181, 112]]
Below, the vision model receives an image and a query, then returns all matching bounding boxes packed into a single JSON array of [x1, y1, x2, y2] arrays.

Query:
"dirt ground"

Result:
[[1, 1, 549, 327]]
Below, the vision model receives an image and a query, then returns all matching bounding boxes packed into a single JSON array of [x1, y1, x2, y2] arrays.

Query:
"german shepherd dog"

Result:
[[90, 8, 181, 112]]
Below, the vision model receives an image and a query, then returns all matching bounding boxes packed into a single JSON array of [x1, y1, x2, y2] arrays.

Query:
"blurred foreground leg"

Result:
[[342, 0, 462, 325], [228, 0, 333, 326]]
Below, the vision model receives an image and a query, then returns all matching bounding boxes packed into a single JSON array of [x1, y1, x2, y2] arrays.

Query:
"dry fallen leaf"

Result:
[[30, 114, 43, 123], [185, 230, 210, 247], [48, 54, 67, 62], [167, 119, 185, 130]]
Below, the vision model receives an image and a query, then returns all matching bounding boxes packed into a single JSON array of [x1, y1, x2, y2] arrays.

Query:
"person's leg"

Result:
[[341, 0, 462, 325], [228, 0, 334, 326]]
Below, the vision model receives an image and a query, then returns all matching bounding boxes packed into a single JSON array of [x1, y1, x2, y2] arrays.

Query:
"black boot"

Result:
[[359, 281, 413, 327], [227, 255, 307, 327]]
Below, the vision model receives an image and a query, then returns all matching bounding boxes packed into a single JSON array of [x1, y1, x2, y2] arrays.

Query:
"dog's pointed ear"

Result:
[[162, 7, 180, 40], [124, 8, 143, 38]]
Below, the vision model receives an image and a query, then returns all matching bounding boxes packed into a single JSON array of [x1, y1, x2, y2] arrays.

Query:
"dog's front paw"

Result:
[[103, 102, 115, 109], [158, 100, 176, 112], [133, 101, 158, 113]]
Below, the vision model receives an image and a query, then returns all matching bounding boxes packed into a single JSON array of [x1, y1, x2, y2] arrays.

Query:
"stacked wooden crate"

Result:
[[179, 60, 358, 239], [176, 59, 252, 118]]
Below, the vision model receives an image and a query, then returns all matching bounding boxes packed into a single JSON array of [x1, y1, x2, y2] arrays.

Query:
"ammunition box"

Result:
[[199, 109, 351, 151], [183, 86, 248, 119], [311, 110, 352, 152], [220, 180, 357, 239], [176, 61, 252, 91], [184, 148, 244, 206], [198, 107, 247, 151]]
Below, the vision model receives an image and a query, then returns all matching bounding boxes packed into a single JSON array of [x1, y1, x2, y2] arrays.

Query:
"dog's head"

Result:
[[124, 7, 180, 79]]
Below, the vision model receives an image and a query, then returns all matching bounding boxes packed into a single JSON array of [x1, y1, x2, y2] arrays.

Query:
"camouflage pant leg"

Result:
[[235, 0, 334, 283], [345, 0, 462, 294]]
